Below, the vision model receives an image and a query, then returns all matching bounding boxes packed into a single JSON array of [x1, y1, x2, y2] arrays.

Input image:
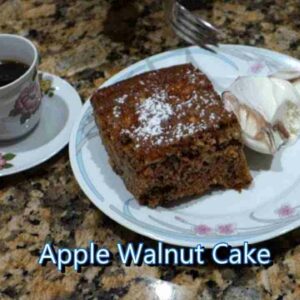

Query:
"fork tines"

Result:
[[169, 1, 219, 49]]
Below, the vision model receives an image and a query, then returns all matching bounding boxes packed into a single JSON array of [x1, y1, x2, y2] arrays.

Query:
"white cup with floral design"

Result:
[[0, 34, 42, 141]]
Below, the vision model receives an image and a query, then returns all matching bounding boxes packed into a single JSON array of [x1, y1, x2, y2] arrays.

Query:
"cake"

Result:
[[91, 64, 252, 207]]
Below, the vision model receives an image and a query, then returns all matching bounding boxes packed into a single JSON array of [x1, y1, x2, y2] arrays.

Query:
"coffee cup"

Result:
[[0, 34, 42, 141]]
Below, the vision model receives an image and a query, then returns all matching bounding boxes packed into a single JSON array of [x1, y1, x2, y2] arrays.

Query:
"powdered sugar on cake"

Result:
[[115, 67, 228, 148], [134, 89, 173, 138], [119, 94, 222, 147], [113, 94, 128, 118]]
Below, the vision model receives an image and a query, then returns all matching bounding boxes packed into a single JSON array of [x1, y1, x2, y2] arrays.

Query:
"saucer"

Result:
[[0, 72, 82, 177]]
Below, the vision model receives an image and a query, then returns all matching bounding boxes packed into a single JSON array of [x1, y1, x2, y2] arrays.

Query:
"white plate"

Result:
[[0, 72, 82, 176], [69, 45, 300, 247]]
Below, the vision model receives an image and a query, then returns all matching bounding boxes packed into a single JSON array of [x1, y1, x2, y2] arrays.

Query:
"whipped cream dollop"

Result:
[[222, 70, 300, 154]]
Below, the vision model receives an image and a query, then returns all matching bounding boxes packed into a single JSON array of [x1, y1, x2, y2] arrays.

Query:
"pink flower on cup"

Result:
[[276, 205, 296, 218], [194, 224, 213, 235], [0, 153, 16, 170], [16, 84, 40, 114], [9, 81, 41, 124], [217, 223, 236, 235]]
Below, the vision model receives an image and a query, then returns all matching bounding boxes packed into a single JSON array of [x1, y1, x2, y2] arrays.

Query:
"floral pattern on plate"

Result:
[[0, 153, 16, 170], [276, 204, 296, 218], [168, 203, 299, 237]]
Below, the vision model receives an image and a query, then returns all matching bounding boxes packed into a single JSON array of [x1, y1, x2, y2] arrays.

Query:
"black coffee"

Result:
[[0, 60, 29, 87]]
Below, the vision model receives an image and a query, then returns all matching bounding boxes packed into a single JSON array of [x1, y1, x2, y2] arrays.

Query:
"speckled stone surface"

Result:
[[0, 1, 300, 299]]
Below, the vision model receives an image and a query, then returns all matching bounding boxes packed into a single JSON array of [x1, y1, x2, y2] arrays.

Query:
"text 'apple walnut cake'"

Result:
[[91, 64, 252, 207]]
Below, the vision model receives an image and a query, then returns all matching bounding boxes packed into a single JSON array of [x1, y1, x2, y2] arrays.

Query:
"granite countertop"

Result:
[[1, 0, 300, 299]]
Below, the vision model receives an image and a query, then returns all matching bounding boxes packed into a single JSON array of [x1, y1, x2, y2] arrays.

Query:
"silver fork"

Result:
[[165, 0, 220, 51], [165, 0, 270, 62]]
